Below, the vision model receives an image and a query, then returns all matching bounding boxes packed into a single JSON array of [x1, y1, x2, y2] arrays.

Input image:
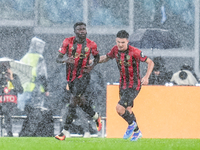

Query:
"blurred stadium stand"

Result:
[[129, 28, 181, 49]]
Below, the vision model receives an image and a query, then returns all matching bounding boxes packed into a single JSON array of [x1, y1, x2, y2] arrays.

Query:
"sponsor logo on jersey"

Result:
[[75, 53, 88, 59], [84, 47, 89, 52], [126, 55, 130, 60], [119, 60, 131, 66]]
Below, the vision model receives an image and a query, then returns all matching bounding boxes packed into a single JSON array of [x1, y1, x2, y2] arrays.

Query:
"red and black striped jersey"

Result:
[[58, 36, 99, 82], [107, 45, 147, 90]]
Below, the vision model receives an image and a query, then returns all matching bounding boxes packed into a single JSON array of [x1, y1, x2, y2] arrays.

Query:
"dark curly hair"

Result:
[[73, 22, 86, 30]]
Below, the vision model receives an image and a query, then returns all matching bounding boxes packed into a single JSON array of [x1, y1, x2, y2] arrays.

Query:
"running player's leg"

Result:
[[74, 73, 102, 131], [55, 81, 77, 140], [55, 103, 76, 140], [79, 99, 102, 131], [71, 73, 91, 97], [117, 88, 141, 140]]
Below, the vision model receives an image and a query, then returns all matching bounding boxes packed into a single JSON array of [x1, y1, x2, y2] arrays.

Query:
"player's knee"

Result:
[[126, 107, 132, 114], [116, 104, 125, 115], [65, 115, 74, 124]]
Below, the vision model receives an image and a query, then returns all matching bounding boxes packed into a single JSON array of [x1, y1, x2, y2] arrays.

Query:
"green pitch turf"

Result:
[[0, 137, 200, 150]]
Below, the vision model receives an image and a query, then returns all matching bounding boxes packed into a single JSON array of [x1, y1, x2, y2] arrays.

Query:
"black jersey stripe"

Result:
[[116, 50, 123, 88], [132, 56, 138, 89], [128, 50, 134, 88], [124, 50, 129, 89], [76, 41, 86, 77], [69, 40, 78, 80]]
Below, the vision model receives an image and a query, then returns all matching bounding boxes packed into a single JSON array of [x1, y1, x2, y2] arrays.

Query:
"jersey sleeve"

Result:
[[106, 46, 116, 59], [58, 38, 69, 55], [139, 51, 148, 62], [134, 47, 147, 62]]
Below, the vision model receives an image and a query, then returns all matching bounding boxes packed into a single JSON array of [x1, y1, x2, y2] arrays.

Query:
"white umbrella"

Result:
[[0, 57, 33, 84]]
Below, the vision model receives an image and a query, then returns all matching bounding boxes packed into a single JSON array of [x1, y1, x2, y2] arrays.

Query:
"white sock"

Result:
[[62, 129, 70, 136], [92, 112, 99, 120]]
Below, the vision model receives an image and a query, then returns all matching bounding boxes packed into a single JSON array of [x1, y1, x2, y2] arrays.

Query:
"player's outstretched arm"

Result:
[[56, 53, 74, 64], [84, 54, 100, 73], [141, 58, 154, 85], [89, 54, 110, 64], [92, 53, 100, 67], [99, 55, 110, 63]]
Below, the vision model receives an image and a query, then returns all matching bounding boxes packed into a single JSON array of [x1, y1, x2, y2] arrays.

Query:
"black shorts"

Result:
[[68, 73, 90, 97], [118, 88, 140, 108]]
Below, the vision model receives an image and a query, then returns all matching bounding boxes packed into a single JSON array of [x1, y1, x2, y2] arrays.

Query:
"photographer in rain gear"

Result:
[[18, 37, 52, 137], [18, 37, 49, 111], [170, 64, 199, 86], [0, 61, 23, 137], [149, 57, 172, 85]]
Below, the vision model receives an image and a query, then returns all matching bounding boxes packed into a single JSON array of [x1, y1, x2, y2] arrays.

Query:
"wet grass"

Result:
[[0, 137, 200, 150]]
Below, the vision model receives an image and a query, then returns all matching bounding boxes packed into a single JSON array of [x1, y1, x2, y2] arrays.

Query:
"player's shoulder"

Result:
[[129, 45, 141, 51], [86, 38, 96, 44], [86, 38, 97, 47], [111, 45, 118, 51], [63, 36, 75, 44], [129, 45, 141, 54]]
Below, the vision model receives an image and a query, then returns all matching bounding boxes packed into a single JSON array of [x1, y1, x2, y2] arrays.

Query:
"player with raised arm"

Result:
[[55, 22, 102, 140], [98, 30, 154, 141]]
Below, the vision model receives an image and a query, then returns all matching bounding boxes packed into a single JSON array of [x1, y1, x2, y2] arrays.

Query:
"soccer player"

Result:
[[55, 22, 102, 140], [98, 30, 154, 141]]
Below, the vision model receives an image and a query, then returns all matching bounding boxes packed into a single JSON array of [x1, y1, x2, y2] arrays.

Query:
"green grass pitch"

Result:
[[1, 137, 200, 150]]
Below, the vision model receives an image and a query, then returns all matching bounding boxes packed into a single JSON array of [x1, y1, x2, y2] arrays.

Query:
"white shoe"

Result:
[[83, 132, 91, 138]]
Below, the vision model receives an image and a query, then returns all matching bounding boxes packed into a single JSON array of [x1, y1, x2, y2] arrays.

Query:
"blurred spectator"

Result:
[[18, 37, 49, 111], [18, 37, 51, 137], [170, 64, 198, 86], [0, 61, 23, 137], [149, 56, 172, 85], [180, 64, 199, 81]]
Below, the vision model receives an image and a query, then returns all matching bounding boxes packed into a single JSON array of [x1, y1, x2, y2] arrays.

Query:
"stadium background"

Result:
[[0, 0, 199, 137]]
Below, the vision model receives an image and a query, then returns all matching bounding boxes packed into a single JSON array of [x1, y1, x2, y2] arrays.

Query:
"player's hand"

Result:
[[141, 76, 149, 85], [63, 56, 75, 64], [83, 65, 93, 73], [89, 59, 93, 65]]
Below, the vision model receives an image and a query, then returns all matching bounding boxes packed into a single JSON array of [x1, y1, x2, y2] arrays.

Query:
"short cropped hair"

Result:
[[73, 22, 86, 30], [116, 30, 129, 39]]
